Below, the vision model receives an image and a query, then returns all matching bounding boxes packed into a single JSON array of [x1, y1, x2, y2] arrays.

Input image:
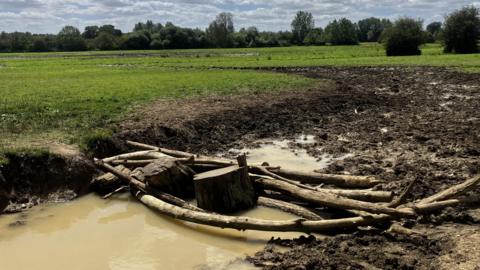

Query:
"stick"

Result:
[[257, 197, 323, 220], [269, 167, 383, 188], [111, 159, 159, 166], [388, 178, 418, 208], [102, 151, 169, 164], [255, 178, 415, 218], [103, 186, 128, 199], [418, 175, 480, 205]]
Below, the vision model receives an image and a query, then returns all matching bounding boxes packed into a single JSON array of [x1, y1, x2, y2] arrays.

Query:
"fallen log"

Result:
[[137, 191, 393, 233], [414, 195, 480, 213], [92, 165, 131, 194], [102, 151, 170, 164], [126, 141, 194, 158], [268, 167, 383, 188], [257, 197, 323, 221], [418, 175, 480, 205], [388, 178, 418, 208], [95, 160, 202, 212], [255, 178, 414, 218], [251, 166, 391, 202]]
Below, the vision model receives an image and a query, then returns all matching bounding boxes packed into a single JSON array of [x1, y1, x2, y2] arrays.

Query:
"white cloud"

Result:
[[0, 0, 475, 33]]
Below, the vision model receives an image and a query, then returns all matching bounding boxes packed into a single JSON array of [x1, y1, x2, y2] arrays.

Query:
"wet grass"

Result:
[[0, 42, 478, 150]]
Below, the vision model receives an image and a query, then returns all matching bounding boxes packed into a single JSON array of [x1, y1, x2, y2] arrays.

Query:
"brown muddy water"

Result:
[[0, 136, 338, 270], [0, 195, 302, 270]]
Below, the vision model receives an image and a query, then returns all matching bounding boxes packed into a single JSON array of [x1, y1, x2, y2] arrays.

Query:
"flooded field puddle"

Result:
[[0, 195, 302, 270], [229, 135, 350, 172]]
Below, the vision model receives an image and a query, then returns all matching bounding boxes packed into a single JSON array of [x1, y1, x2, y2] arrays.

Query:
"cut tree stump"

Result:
[[142, 157, 195, 198], [194, 163, 257, 214]]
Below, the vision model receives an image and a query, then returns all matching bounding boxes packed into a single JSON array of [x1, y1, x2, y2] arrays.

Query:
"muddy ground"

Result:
[[2, 66, 479, 269], [111, 66, 479, 269]]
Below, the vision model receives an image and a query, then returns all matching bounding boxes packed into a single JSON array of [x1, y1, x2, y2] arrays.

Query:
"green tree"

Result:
[[57, 26, 87, 51], [357, 17, 388, 42], [426, 22, 442, 42], [443, 6, 480, 54], [82, 26, 99, 39], [206, 12, 235, 48], [94, 32, 120, 50], [291, 11, 314, 44], [304, 28, 325, 45], [325, 18, 359, 45], [383, 18, 424, 56]]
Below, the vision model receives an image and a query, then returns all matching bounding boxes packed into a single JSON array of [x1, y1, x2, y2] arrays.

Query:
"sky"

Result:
[[0, 0, 479, 34]]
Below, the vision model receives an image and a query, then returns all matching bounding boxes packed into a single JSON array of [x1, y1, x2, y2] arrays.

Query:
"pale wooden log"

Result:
[[414, 195, 480, 213], [138, 189, 480, 233], [194, 165, 257, 213], [255, 178, 415, 218], [102, 151, 170, 164], [111, 159, 158, 166], [94, 159, 146, 190], [92, 165, 131, 193], [126, 140, 194, 158], [137, 192, 393, 232], [257, 197, 323, 220], [267, 167, 383, 188], [418, 175, 480, 205]]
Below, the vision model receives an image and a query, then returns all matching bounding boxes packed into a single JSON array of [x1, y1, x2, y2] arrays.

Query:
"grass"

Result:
[[1, 42, 479, 151]]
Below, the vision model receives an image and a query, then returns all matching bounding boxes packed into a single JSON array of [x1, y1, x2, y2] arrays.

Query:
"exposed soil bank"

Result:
[[0, 147, 96, 213]]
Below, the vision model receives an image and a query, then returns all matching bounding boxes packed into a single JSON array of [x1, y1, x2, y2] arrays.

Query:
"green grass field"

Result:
[[1, 43, 479, 151]]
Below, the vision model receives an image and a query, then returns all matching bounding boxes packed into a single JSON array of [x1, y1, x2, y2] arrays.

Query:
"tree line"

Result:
[[0, 6, 478, 55]]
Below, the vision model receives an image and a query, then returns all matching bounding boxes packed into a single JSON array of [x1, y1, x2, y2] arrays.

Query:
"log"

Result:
[[317, 189, 392, 203], [418, 175, 480, 205], [142, 157, 195, 198], [92, 165, 131, 194], [111, 159, 159, 167], [257, 197, 323, 220], [138, 192, 393, 232], [414, 195, 480, 213], [194, 165, 257, 214], [137, 191, 480, 233], [126, 140, 194, 158], [102, 151, 169, 164], [95, 160, 202, 211], [267, 167, 383, 188], [255, 178, 415, 218]]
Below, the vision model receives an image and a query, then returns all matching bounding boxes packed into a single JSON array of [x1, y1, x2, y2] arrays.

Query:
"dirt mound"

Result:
[[248, 232, 443, 270]]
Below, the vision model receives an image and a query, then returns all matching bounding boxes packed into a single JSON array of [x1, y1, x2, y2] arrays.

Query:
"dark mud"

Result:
[[109, 66, 480, 269], [248, 232, 444, 270]]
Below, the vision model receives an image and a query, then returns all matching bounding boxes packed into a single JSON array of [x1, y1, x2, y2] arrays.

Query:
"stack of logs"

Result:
[[93, 140, 480, 233]]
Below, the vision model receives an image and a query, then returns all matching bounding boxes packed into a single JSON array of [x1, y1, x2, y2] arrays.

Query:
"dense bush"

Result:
[[383, 18, 424, 56], [443, 6, 480, 54]]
